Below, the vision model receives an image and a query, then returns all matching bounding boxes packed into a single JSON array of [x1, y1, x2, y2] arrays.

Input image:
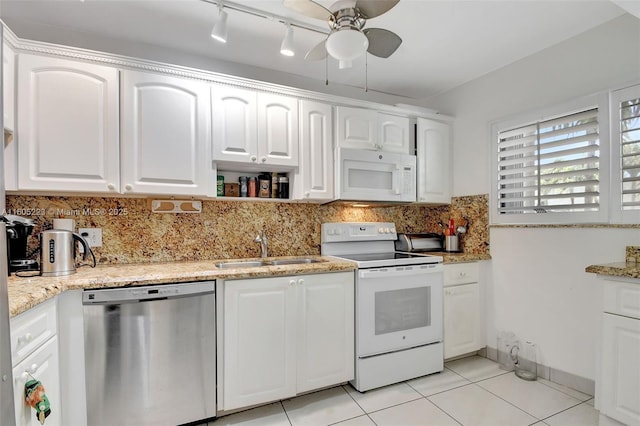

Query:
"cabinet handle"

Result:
[[20, 372, 30, 382], [260, 156, 267, 163], [18, 333, 33, 345], [459, 272, 466, 277], [29, 364, 38, 374], [125, 184, 133, 191], [298, 279, 304, 285], [289, 279, 296, 287], [250, 156, 257, 162], [107, 183, 115, 191], [305, 192, 310, 198]]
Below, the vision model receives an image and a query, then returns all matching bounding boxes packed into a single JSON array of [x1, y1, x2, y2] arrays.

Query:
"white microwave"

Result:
[[336, 148, 416, 203]]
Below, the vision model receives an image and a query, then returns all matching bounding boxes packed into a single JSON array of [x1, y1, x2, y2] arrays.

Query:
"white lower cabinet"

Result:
[[598, 278, 640, 426], [12, 337, 61, 426], [10, 298, 61, 426], [219, 271, 354, 411], [443, 263, 484, 359]]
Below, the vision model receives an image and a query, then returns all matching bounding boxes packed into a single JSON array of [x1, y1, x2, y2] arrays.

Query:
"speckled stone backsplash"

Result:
[[5, 194, 489, 264]]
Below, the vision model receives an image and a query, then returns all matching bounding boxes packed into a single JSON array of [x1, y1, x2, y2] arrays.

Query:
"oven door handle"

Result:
[[358, 264, 442, 279]]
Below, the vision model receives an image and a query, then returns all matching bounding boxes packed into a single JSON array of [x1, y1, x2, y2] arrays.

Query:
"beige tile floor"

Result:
[[210, 356, 598, 426]]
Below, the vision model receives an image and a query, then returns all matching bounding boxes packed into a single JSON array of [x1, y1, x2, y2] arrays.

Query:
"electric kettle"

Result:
[[39, 230, 96, 276]]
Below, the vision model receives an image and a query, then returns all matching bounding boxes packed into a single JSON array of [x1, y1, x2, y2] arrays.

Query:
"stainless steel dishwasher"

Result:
[[82, 281, 216, 426]]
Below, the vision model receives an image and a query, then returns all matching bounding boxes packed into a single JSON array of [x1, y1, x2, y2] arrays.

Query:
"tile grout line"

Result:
[[537, 379, 594, 401], [471, 380, 550, 422], [280, 400, 294, 426], [538, 399, 597, 423], [339, 385, 379, 426]]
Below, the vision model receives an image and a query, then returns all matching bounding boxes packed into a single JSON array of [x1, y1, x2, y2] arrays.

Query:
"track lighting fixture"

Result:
[[280, 23, 295, 57], [210, 1, 228, 43]]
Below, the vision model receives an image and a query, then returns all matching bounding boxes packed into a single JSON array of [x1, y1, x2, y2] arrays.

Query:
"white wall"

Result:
[[427, 14, 640, 381]]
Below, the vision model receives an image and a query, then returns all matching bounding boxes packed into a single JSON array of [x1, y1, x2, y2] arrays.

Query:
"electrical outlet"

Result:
[[78, 228, 102, 252]]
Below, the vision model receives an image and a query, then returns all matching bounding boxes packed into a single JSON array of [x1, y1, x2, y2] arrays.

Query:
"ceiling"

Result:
[[0, 0, 629, 102]]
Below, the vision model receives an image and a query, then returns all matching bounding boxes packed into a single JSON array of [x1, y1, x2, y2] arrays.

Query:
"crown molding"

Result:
[[0, 22, 451, 121]]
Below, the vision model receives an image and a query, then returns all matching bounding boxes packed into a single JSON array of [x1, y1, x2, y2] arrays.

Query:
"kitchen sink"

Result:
[[269, 258, 324, 266], [214, 260, 270, 269], [214, 258, 325, 269]]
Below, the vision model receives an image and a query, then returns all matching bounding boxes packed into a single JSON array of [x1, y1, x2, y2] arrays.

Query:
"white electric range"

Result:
[[321, 222, 444, 392]]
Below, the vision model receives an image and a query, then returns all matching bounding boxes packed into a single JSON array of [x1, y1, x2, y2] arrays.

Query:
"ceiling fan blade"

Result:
[[305, 39, 328, 60], [355, 0, 400, 19], [283, 0, 333, 21], [363, 28, 402, 58]]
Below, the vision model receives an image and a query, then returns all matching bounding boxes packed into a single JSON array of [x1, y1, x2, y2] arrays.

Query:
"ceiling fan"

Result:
[[283, 0, 402, 69]]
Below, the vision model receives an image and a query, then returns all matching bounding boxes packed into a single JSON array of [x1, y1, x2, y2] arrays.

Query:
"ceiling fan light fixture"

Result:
[[210, 3, 228, 43], [280, 23, 295, 57], [325, 28, 369, 62]]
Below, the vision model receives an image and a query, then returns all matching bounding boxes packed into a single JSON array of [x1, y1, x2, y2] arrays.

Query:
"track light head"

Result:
[[280, 23, 295, 57], [211, 4, 228, 43]]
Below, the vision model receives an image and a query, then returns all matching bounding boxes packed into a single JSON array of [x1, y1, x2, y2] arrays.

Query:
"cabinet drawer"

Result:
[[444, 263, 479, 286], [10, 298, 57, 367], [603, 279, 640, 320]]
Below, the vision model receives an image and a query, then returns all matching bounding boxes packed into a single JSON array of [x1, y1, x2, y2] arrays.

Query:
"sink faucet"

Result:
[[254, 230, 268, 258]]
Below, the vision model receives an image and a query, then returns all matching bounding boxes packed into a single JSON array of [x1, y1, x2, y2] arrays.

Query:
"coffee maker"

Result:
[[3, 215, 38, 273]]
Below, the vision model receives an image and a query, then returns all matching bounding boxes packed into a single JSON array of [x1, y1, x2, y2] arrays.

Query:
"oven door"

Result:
[[356, 264, 443, 357]]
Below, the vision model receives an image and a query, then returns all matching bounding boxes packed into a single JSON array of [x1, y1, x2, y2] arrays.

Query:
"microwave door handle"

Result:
[[393, 164, 403, 195]]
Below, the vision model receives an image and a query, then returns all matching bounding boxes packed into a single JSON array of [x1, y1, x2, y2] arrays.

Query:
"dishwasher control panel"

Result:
[[82, 281, 215, 304]]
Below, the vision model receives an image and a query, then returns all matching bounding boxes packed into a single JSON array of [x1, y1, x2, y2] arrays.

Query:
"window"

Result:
[[491, 95, 609, 224], [610, 84, 640, 223]]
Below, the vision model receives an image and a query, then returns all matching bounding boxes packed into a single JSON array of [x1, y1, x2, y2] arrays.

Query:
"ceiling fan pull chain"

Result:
[[325, 54, 329, 85], [365, 53, 368, 92]]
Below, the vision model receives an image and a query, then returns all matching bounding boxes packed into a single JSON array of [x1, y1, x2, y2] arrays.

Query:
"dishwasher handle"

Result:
[[82, 281, 215, 304]]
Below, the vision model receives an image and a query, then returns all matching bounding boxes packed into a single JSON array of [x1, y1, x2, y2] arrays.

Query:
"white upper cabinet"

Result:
[[121, 70, 212, 196], [257, 93, 298, 167], [336, 107, 411, 153], [378, 113, 411, 153], [336, 106, 378, 150], [294, 100, 333, 201], [212, 86, 298, 168], [416, 117, 452, 204], [17, 54, 120, 192], [4, 42, 17, 190], [4, 42, 15, 133], [212, 86, 257, 164]]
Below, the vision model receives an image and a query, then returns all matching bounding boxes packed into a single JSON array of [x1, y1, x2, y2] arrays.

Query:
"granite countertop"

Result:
[[7, 256, 356, 318], [585, 245, 640, 280], [8, 252, 491, 318], [431, 252, 492, 263], [585, 262, 640, 279]]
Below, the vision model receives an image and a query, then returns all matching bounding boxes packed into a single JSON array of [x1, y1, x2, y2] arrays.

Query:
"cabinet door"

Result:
[[212, 86, 258, 164], [4, 43, 17, 190], [13, 337, 61, 426], [295, 100, 333, 201], [416, 117, 451, 204], [600, 313, 640, 425], [297, 272, 354, 393], [444, 283, 483, 359], [223, 277, 297, 410], [336, 106, 378, 150], [3, 43, 15, 133], [257, 93, 298, 167], [379, 113, 410, 153], [121, 70, 212, 196], [17, 54, 119, 192]]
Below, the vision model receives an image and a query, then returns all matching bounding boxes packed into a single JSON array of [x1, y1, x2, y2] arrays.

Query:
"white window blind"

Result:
[[497, 108, 600, 216], [619, 97, 640, 209]]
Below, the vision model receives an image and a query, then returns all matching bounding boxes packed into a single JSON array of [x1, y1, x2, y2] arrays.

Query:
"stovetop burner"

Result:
[[321, 222, 443, 268]]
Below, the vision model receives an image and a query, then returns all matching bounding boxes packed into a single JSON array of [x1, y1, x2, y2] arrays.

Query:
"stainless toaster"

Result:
[[395, 233, 443, 252]]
